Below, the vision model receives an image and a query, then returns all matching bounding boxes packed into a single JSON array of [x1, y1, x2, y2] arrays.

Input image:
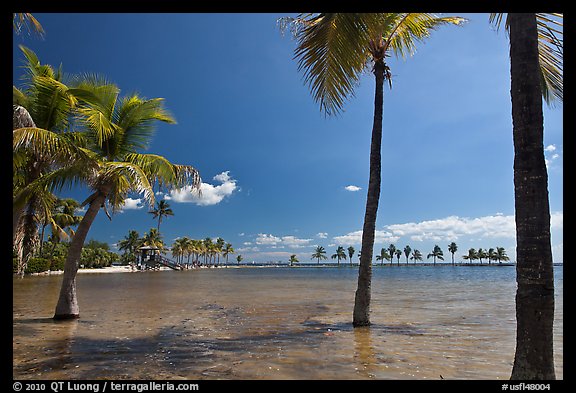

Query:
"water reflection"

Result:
[[13, 266, 563, 380]]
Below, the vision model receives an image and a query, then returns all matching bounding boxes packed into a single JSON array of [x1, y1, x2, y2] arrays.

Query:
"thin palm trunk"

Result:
[[53, 192, 106, 319], [353, 58, 384, 327], [509, 13, 555, 380]]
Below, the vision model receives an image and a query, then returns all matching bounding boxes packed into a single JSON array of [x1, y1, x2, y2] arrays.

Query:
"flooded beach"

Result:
[[13, 265, 563, 380]]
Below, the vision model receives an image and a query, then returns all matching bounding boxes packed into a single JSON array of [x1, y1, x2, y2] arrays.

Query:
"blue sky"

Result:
[[13, 13, 563, 263]]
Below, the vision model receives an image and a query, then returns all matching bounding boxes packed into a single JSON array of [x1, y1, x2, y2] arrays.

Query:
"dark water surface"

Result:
[[13, 265, 563, 380]]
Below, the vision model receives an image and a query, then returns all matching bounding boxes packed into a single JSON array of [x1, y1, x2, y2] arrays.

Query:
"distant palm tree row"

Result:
[[171, 236, 234, 266], [311, 242, 510, 266]]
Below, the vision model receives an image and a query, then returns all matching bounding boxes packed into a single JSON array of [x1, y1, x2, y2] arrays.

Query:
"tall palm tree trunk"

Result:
[[509, 13, 555, 380], [353, 59, 384, 327], [53, 192, 106, 319]]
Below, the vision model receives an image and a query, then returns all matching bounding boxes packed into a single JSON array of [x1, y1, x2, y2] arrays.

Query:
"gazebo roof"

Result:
[[138, 245, 160, 250]]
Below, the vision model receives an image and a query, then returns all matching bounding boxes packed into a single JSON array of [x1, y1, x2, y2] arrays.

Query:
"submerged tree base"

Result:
[[53, 313, 80, 320]]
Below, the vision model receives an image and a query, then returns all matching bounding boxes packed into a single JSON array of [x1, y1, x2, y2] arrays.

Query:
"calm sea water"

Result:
[[13, 265, 563, 380]]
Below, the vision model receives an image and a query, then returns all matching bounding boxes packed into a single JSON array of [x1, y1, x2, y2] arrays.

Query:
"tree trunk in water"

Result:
[[509, 13, 555, 380], [353, 59, 384, 327], [53, 192, 106, 320]]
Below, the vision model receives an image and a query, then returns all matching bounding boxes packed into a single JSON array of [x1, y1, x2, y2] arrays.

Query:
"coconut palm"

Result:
[[347, 246, 355, 266], [448, 242, 458, 265], [223, 243, 234, 265], [215, 237, 225, 266], [281, 12, 465, 327], [331, 246, 347, 266], [13, 13, 44, 37], [289, 254, 299, 267], [496, 247, 510, 264], [487, 248, 497, 265], [410, 249, 423, 264], [394, 249, 402, 265], [387, 244, 397, 266], [403, 245, 411, 264], [13, 46, 95, 275], [311, 246, 328, 264], [491, 13, 561, 379], [427, 245, 444, 266], [375, 248, 390, 266], [463, 248, 478, 264], [148, 200, 174, 232], [477, 248, 487, 264], [21, 77, 202, 319]]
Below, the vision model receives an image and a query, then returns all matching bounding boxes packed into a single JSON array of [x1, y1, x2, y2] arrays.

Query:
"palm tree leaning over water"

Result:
[[281, 13, 465, 326], [22, 76, 201, 319], [491, 13, 562, 379]]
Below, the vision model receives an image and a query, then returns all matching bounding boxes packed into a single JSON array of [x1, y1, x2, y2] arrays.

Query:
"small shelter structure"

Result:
[[137, 245, 161, 270]]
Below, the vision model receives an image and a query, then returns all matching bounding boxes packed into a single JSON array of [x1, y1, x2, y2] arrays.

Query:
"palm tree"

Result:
[[215, 237, 225, 266], [410, 249, 423, 264], [496, 247, 510, 264], [477, 248, 487, 264], [148, 200, 174, 232], [387, 244, 397, 266], [236, 254, 243, 265], [448, 242, 458, 265], [375, 248, 390, 266], [463, 248, 478, 264], [13, 13, 44, 37], [23, 78, 202, 319], [281, 13, 465, 327], [394, 249, 402, 265], [223, 243, 234, 265], [491, 13, 561, 380], [118, 230, 141, 262], [289, 254, 299, 267], [13, 46, 95, 275], [311, 246, 328, 264], [403, 245, 411, 264], [427, 245, 444, 266], [347, 246, 355, 266], [331, 246, 347, 266], [487, 248, 497, 265]]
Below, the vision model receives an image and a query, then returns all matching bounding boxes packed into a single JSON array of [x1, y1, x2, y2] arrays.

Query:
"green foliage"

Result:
[[24, 257, 51, 274]]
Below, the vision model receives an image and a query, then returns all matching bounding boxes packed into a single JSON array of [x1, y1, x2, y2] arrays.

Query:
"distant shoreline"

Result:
[[19, 262, 563, 276]]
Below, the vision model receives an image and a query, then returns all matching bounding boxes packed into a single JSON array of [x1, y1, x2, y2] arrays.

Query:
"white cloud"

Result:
[[332, 212, 563, 246], [165, 171, 238, 206], [333, 230, 400, 245], [255, 233, 313, 249], [120, 198, 144, 211], [317, 232, 328, 239], [544, 144, 556, 152], [345, 185, 362, 192]]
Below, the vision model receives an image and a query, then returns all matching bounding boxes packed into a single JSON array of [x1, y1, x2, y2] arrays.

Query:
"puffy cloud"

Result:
[[165, 171, 238, 206], [255, 233, 313, 248], [333, 230, 400, 245], [316, 232, 328, 239], [120, 198, 144, 211], [345, 185, 362, 192], [332, 212, 563, 245]]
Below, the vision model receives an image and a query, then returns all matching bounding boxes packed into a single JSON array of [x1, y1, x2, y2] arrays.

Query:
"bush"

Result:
[[50, 256, 65, 271], [24, 257, 51, 274]]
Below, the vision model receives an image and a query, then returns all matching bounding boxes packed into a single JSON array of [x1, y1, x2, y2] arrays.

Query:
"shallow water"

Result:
[[13, 265, 563, 380]]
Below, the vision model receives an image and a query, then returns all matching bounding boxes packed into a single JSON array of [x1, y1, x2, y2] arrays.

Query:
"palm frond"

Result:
[[385, 14, 466, 59], [489, 13, 563, 105], [13, 13, 45, 37], [293, 13, 375, 116]]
